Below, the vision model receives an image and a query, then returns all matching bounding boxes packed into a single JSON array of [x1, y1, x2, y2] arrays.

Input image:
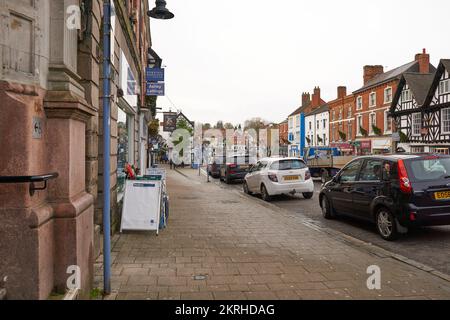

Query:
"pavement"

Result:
[[96, 166, 450, 300]]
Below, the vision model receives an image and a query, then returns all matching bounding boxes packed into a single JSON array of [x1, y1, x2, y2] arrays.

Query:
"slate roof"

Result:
[[305, 104, 329, 117], [441, 59, 450, 72], [354, 60, 436, 94], [403, 73, 435, 106]]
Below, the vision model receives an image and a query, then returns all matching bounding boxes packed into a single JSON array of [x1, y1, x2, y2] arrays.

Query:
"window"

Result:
[[296, 115, 300, 127], [359, 160, 383, 181], [317, 120, 320, 130], [323, 134, 326, 144], [117, 107, 134, 202], [410, 146, 425, 154], [384, 87, 393, 104], [412, 113, 422, 136], [332, 110, 336, 121], [406, 157, 450, 182], [309, 121, 312, 130], [439, 80, 450, 95], [271, 159, 307, 171], [339, 160, 363, 183], [289, 117, 293, 129], [384, 110, 392, 133], [402, 89, 412, 102], [332, 124, 336, 142], [357, 115, 363, 135], [323, 119, 327, 129], [348, 106, 352, 118], [369, 113, 376, 135], [357, 96, 363, 110], [442, 108, 450, 134], [369, 92, 377, 107], [348, 121, 353, 139], [339, 108, 343, 120]]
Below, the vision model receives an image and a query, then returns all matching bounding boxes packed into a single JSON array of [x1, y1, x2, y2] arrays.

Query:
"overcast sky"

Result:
[[150, 0, 450, 126]]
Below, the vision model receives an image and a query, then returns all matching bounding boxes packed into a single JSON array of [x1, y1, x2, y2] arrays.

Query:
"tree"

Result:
[[223, 122, 234, 130], [202, 123, 212, 130], [148, 119, 160, 137], [177, 118, 193, 135], [214, 121, 224, 129], [244, 117, 268, 131]]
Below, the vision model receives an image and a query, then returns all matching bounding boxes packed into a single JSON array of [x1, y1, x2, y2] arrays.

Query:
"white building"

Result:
[[305, 104, 330, 147]]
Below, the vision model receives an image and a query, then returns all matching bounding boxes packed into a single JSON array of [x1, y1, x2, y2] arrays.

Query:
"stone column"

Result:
[[44, 0, 96, 297]]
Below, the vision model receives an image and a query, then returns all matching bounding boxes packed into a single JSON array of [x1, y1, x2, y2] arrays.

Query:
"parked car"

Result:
[[243, 157, 314, 201], [319, 154, 450, 241], [220, 156, 251, 184], [207, 157, 222, 178]]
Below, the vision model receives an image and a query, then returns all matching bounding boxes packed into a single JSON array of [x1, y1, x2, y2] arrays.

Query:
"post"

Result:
[[102, 0, 112, 295]]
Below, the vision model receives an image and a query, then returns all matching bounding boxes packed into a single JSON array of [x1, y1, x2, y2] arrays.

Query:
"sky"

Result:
[[150, 0, 450, 126]]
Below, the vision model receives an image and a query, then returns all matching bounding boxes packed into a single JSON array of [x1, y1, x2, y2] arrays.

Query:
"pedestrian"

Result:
[[169, 158, 173, 170]]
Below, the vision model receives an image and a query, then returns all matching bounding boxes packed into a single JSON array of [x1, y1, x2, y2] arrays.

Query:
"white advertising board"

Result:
[[120, 180, 161, 233]]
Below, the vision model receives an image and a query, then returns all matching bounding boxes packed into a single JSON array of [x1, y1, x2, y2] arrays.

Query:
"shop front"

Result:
[[372, 138, 392, 155]]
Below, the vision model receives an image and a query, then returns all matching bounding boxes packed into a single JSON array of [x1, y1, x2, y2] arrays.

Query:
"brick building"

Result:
[[352, 50, 434, 154], [328, 86, 356, 153]]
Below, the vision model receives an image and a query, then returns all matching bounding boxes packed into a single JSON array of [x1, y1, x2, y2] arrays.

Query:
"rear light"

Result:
[[305, 170, 311, 180], [410, 212, 417, 221], [268, 174, 278, 182], [397, 159, 412, 194]]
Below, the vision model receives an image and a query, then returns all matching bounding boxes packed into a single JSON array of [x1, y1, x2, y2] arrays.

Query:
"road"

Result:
[[201, 171, 450, 276]]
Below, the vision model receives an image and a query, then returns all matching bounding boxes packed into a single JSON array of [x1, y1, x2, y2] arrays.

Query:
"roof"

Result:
[[305, 104, 329, 117], [354, 60, 436, 93], [288, 102, 310, 117], [441, 59, 450, 71], [403, 73, 435, 106]]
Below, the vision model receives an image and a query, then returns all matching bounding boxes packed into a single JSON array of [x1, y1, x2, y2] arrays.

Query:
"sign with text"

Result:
[[146, 82, 165, 96], [146, 68, 165, 82]]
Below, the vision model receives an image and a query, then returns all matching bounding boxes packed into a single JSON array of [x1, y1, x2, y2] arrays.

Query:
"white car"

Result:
[[243, 157, 314, 201]]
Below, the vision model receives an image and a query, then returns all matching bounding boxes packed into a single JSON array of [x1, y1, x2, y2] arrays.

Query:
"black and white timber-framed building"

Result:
[[391, 59, 450, 154]]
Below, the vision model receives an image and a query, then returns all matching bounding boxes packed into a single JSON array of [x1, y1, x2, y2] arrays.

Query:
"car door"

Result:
[[247, 162, 261, 191], [352, 159, 384, 220], [329, 159, 363, 215]]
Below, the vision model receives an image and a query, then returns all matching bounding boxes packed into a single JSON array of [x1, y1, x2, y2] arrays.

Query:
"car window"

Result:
[[340, 160, 363, 183], [270, 159, 307, 171], [359, 159, 383, 181], [406, 157, 450, 181]]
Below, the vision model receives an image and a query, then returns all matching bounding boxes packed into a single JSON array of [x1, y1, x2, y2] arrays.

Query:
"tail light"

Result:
[[305, 170, 311, 180], [410, 212, 417, 221], [268, 174, 278, 182], [397, 160, 412, 194], [227, 163, 237, 168]]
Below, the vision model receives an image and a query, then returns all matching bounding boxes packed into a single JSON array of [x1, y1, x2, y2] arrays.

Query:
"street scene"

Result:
[[1, 0, 450, 308]]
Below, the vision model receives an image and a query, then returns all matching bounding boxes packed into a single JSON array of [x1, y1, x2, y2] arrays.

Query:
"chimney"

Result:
[[415, 48, 430, 74], [337, 86, 347, 99], [312, 87, 321, 108], [302, 92, 311, 107], [363, 65, 384, 85]]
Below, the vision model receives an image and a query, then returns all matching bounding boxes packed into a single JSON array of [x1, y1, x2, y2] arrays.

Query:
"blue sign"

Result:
[[146, 68, 165, 82], [146, 82, 165, 96]]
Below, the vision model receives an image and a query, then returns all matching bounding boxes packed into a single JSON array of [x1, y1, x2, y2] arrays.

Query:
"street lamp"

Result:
[[148, 0, 174, 20]]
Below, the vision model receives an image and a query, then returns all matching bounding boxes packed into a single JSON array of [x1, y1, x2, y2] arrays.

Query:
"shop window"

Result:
[[117, 107, 134, 202]]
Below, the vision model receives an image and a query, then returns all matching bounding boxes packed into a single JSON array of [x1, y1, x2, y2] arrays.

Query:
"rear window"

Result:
[[406, 157, 450, 181], [270, 159, 307, 171]]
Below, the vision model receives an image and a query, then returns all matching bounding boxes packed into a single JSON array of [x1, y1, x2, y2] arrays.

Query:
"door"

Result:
[[352, 159, 385, 219], [329, 159, 363, 215], [246, 161, 261, 191], [247, 161, 267, 192]]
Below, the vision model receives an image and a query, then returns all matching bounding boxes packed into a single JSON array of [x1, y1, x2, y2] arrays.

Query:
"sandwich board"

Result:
[[120, 180, 162, 234]]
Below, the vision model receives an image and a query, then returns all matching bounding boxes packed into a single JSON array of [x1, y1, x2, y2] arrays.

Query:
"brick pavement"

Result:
[[95, 166, 450, 300]]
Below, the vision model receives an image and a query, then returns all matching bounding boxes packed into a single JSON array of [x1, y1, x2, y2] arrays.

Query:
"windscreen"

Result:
[[406, 157, 450, 182], [270, 159, 307, 171]]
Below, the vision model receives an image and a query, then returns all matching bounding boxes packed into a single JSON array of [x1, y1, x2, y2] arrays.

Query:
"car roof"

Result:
[[353, 153, 450, 162], [259, 157, 303, 163]]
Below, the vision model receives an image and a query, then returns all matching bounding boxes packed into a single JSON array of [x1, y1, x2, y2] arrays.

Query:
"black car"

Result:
[[220, 156, 251, 184], [207, 157, 221, 179], [319, 154, 450, 240]]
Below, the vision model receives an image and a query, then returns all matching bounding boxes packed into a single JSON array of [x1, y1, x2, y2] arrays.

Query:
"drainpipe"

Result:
[[102, 0, 112, 295], [300, 113, 306, 158]]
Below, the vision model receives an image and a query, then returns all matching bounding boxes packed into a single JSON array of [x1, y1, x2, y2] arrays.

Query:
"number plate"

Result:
[[435, 191, 450, 200], [284, 175, 300, 181]]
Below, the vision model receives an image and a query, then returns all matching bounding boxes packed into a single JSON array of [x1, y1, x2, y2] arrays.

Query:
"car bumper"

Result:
[[399, 203, 450, 227], [265, 179, 315, 196], [227, 172, 248, 180]]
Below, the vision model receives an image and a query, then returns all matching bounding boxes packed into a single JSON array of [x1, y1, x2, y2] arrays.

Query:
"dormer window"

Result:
[[402, 89, 412, 102], [439, 80, 450, 95]]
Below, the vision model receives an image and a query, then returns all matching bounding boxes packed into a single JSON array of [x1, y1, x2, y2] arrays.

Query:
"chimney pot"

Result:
[[337, 86, 347, 99], [415, 49, 430, 74], [363, 65, 384, 85]]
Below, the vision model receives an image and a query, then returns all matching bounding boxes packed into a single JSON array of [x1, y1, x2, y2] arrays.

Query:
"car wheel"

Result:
[[225, 174, 231, 184], [376, 208, 399, 241], [243, 181, 252, 195], [261, 184, 271, 202], [303, 192, 314, 199], [321, 195, 335, 219]]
